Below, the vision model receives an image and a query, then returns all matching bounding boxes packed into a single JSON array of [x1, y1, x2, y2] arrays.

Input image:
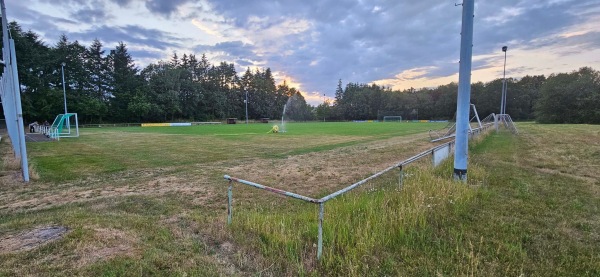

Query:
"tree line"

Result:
[[5, 22, 312, 124], [320, 69, 598, 124], [3, 21, 599, 124]]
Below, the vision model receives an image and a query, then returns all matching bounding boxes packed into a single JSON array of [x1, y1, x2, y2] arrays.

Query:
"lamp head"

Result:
[[502, 46, 508, 52], [61, 62, 66, 67]]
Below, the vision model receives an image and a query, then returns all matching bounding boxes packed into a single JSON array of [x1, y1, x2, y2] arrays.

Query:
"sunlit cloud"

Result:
[[271, 72, 329, 105], [559, 30, 590, 38], [191, 19, 222, 37], [10, 0, 600, 100], [301, 91, 329, 106], [273, 72, 302, 90], [483, 7, 524, 25], [374, 66, 457, 91], [242, 17, 313, 55]]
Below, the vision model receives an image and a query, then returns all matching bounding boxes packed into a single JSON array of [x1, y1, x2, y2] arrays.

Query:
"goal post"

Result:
[[48, 113, 80, 140], [1, 0, 29, 181], [383, 116, 403, 122]]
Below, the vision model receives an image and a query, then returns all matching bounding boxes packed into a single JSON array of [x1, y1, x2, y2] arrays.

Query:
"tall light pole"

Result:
[[500, 46, 507, 114], [453, 0, 475, 182], [61, 62, 68, 115], [244, 90, 248, 124]]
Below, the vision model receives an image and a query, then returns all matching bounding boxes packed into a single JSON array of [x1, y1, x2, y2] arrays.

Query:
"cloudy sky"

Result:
[[7, 0, 600, 104]]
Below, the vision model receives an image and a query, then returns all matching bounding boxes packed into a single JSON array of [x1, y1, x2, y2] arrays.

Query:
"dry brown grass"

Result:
[[5, 122, 596, 276], [73, 226, 140, 268], [225, 132, 435, 198], [1, 124, 442, 275], [517, 123, 600, 189], [0, 130, 436, 213]]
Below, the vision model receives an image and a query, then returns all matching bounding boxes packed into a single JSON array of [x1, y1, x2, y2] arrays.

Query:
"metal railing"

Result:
[[223, 123, 494, 259], [496, 114, 518, 134]]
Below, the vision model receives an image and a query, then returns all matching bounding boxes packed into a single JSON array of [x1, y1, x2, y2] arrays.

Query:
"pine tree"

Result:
[[82, 38, 109, 122], [107, 42, 140, 121]]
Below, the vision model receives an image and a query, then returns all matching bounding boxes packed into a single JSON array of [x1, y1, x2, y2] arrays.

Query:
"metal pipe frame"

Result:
[[224, 175, 320, 203], [318, 203, 324, 259], [223, 123, 494, 260], [1, 1, 29, 182]]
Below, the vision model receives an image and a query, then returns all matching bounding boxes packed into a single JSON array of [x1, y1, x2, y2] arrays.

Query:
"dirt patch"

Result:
[[0, 131, 436, 213], [225, 132, 435, 197], [0, 225, 69, 253], [0, 173, 220, 212], [74, 227, 139, 268]]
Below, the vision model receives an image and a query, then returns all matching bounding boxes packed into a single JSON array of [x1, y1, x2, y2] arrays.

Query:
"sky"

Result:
[[6, 0, 600, 105]]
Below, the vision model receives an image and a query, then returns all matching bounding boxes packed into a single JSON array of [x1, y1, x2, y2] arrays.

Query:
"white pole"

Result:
[[61, 62, 67, 114], [10, 39, 29, 182], [501, 46, 507, 114], [245, 90, 248, 124], [2, 0, 29, 181], [453, 0, 475, 182], [500, 80, 505, 115]]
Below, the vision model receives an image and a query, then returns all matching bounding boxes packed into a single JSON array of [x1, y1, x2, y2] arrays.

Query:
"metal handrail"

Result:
[[223, 123, 494, 260]]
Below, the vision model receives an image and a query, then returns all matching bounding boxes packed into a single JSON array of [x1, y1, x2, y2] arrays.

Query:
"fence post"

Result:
[[398, 164, 404, 189], [317, 202, 324, 260], [227, 180, 233, 225]]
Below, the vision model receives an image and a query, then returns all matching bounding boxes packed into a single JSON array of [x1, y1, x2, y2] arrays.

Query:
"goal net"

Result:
[[383, 116, 403, 122]]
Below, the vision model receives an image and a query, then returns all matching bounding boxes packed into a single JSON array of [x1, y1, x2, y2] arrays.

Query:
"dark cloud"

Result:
[[109, 0, 133, 7], [8, 2, 77, 28], [7, 0, 600, 96], [129, 49, 163, 60], [69, 25, 183, 50], [213, 41, 256, 58], [235, 59, 254, 67], [195, 40, 258, 61], [70, 7, 112, 24], [204, 0, 599, 94], [568, 31, 600, 48], [31, 0, 100, 5], [472, 59, 497, 72], [507, 66, 537, 76], [236, 1, 465, 93], [549, 31, 600, 57], [144, 0, 192, 18], [519, 25, 600, 56]]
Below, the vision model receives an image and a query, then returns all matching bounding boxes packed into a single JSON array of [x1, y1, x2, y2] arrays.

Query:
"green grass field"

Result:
[[1, 122, 599, 276], [27, 122, 445, 182]]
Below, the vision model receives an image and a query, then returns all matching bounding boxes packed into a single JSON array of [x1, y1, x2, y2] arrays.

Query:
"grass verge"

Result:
[[222, 125, 600, 276], [226, 160, 487, 276]]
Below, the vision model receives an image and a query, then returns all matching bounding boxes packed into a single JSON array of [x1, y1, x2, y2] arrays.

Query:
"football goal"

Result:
[[47, 113, 79, 140], [383, 116, 403, 122]]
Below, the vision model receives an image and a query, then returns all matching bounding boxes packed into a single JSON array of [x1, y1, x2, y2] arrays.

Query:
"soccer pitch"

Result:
[[25, 121, 447, 184]]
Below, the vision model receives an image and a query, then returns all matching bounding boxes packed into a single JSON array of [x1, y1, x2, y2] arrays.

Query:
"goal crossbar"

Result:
[[383, 116, 403, 122]]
